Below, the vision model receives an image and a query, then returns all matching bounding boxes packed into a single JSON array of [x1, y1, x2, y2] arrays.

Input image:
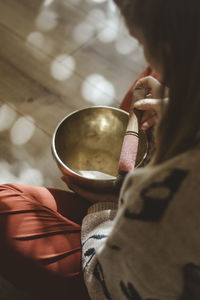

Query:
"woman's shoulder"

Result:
[[120, 145, 200, 216]]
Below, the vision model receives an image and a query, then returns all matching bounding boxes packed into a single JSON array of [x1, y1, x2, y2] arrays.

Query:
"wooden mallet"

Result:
[[118, 87, 146, 175]]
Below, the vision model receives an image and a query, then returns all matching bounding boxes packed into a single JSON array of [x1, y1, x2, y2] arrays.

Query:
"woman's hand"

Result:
[[134, 76, 168, 130], [62, 176, 119, 204]]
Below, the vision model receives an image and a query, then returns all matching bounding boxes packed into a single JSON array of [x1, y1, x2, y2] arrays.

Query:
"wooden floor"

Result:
[[0, 0, 146, 188]]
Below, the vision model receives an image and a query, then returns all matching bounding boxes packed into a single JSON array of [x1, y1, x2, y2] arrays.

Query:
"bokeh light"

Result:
[[27, 31, 44, 48], [0, 104, 17, 131], [0, 161, 17, 184], [43, 0, 54, 7], [97, 27, 118, 43], [36, 9, 58, 31], [87, 0, 107, 3], [19, 168, 44, 186], [115, 36, 138, 55], [26, 31, 53, 59], [107, 0, 118, 13], [73, 22, 95, 44], [63, 0, 82, 5], [10, 116, 35, 145], [81, 74, 115, 105], [0, 161, 44, 186], [86, 9, 106, 24], [51, 54, 76, 80]]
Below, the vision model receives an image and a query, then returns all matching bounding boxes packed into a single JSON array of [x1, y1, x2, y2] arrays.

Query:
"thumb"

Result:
[[135, 76, 164, 98]]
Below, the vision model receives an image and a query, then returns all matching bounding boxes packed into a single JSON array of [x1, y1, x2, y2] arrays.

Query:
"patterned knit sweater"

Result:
[[81, 144, 200, 300]]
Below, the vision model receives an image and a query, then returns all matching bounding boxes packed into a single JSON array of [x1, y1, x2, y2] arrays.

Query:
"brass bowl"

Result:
[[52, 106, 148, 192]]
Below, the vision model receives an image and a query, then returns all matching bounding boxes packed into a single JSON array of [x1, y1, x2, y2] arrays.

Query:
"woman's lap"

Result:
[[0, 184, 90, 299]]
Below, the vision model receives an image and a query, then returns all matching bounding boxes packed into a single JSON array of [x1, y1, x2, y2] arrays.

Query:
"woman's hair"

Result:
[[114, 0, 200, 164]]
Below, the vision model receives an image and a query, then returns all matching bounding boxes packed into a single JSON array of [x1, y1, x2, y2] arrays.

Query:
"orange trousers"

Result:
[[0, 67, 158, 300], [0, 184, 90, 300]]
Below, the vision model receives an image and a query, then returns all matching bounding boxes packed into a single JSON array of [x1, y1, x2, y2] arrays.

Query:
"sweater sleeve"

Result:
[[81, 203, 118, 300], [81, 151, 200, 300]]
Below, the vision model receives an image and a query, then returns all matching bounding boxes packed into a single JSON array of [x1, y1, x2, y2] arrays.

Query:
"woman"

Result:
[[79, 0, 200, 299], [1, 0, 200, 299]]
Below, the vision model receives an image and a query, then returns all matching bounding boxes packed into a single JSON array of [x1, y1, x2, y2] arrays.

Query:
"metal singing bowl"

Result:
[[52, 106, 148, 192]]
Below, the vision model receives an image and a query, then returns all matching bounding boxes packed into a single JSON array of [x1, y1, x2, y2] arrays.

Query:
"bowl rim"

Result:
[[52, 106, 131, 182]]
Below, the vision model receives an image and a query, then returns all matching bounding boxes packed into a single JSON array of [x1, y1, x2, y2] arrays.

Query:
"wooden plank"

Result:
[[0, 22, 77, 96], [0, 0, 98, 55], [0, 56, 90, 135]]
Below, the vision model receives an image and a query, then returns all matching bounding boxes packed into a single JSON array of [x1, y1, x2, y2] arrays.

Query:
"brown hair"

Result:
[[114, 0, 200, 164]]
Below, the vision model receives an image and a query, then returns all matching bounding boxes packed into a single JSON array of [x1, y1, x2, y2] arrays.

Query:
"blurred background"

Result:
[[0, 0, 146, 189]]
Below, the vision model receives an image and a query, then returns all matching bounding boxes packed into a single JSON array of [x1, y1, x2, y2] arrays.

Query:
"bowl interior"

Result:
[[54, 107, 147, 180]]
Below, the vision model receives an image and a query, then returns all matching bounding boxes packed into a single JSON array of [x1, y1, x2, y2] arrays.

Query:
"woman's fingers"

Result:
[[133, 76, 169, 130], [141, 114, 158, 130], [141, 109, 156, 123], [134, 98, 161, 111], [135, 76, 162, 98], [134, 98, 160, 130]]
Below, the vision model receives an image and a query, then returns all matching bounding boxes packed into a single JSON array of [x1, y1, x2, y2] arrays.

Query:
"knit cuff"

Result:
[[87, 202, 118, 214]]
